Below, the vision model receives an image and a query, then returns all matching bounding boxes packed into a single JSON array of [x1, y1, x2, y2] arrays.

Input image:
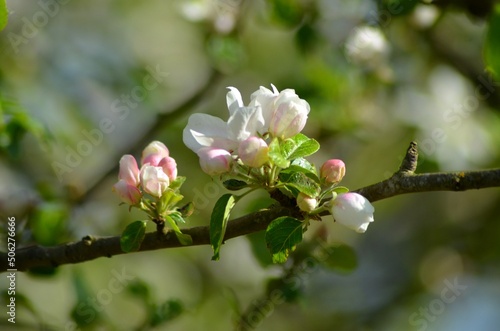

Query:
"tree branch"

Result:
[[2, 142, 500, 272]]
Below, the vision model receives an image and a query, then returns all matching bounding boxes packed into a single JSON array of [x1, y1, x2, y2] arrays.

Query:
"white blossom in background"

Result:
[[178, 0, 241, 34], [411, 4, 440, 29], [345, 25, 390, 69]]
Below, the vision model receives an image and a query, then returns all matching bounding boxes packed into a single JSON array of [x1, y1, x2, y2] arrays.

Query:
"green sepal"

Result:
[[120, 220, 147, 253], [223, 179, 249, 191]]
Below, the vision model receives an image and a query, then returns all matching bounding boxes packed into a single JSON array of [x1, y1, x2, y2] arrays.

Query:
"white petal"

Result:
[[183, 113, 233, 152], [227, 106, 265, 142], [226, 87, 244, 116]]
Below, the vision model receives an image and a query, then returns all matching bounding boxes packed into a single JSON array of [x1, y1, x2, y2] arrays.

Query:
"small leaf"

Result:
[[268, 137, 290, 168], [120, 220, 147, 253], [158, 189, 183, 214], [265, 217, 303, 263], [169, 211, 186, 224], [282, 133, 320, 160], [279, 171, 321, 198], [169, 176, 186, 192], [175, 232, 193, 246], [485, 4, 500, 79], [333, 186, 349, 194], [316, 243, 358, 273], [178, 202, 194, 218], [0, 0, 7, 32], [223, 179, 249, 191], [291, 157, 317, 174], [210, 194, 236, 260]]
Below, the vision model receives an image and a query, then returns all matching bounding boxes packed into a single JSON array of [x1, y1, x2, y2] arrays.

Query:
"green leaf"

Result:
[[0, 0, 7, 32], [485, 4, 500, 79], [174, 231, 193, 246], [268, 137, 290, 168], [158, 189, 183, 215], [120, 220, 147, 253], [178, 202, 194, 218], [164, 215, 192, 245], [169, 211, 186, 224], [210, 194, 236, 260], [316, 243, 358, 274], [31, 202, 69, 246], [223, 179, 249, 191], [169, 176, 186, 192], [279, 171, 321, 198], [291, 157, 317, 174], [265, 217, 303, 263], [282, 133, 320, 160], [150, 299, 184, 327]]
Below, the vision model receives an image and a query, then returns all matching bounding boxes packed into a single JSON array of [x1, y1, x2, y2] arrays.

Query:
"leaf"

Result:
[[291, 157, 317, 174], [279, 171, 321, 198], [282, 133, 320, 160], [265, 217, 303, 263], [120, 220, 147, 253], [0, 0, 7, 32], [164, 215, 192, 245], [485, 4, 500, 79], [169, 211, 186, 224], [31, 202, 69, 246], [157, 189, 183, 215], [169, 176, 186, 192], [223, 179, 249, 191], [174, 232, 193, 246], [268, 137, 290, 168], [210, 194, 236, 260], [316, 243, 358, 274], [150, 299, 184, 327]]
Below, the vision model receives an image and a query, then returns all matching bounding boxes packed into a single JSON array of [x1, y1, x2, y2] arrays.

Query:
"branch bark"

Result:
[[2, 142, 500, 272]]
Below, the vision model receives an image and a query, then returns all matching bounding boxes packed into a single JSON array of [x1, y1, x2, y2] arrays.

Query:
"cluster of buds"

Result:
[[112, 141, 186, 218], [183, 85, 310, 177], [295, 158, 374, 233]]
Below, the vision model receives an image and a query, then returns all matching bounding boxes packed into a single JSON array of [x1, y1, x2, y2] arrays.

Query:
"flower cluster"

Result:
[[183, 85, 310, 176], [113, 141, 178, 205]]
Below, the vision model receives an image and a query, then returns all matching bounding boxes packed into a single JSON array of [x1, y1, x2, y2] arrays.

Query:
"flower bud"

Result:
[[112, 179, 142, 205], [118, 155, 140, 186], [238, 137, 269, 168], [140, 165, 170, 197], [158, 156, 178, 181], [141, 141, 169, 166], [269, 90, 310, 138], [197, 147, 232, 175], [296, 193, 317, 212], [320, 159, 346, 184], [329, 193, 374, 233]]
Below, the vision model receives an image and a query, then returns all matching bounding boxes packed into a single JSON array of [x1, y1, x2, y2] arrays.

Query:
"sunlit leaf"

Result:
[[265, 217, 303, 263], [210, 194, 236, 260], [120, 220, 147, 253], [282, 133, 320, 160], [268, 137, 290, 168], [279, 171, 321, 198], [0, 0, 7, 32]]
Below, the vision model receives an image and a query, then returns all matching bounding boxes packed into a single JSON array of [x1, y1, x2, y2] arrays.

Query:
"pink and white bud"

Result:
[[197, 147, 232, 176], [320, 159, 346, 184], [158, 156, 178, 181], [269, 90, 310, 138], [296, 193, 317, 212], [112, 179, 142, 205], [118, 155, 140, 186], [140, 165, 170, 197], [141, 141, 170, 166], [238, 136, 269, 168], [329, 193, 374, 233]]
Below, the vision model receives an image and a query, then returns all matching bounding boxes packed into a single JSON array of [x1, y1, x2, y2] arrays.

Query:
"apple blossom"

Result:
[[238, 136, 269, 168], [320, 159, 346, 184], [140, 165, 170, 197], [158, 156, 178, 181], [112, 179, 142, 205], [330, 193, 374, 233], [296, 193, 317, 212], [141, 141, 170, 166], [197, 147, 233, 175], [118, 155, 140, 186]]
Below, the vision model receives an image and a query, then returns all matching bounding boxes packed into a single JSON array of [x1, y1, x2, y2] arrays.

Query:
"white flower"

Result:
[[183, 87, 264, 154], [345, 26, 389, 68], [329, 193, 374, 233]]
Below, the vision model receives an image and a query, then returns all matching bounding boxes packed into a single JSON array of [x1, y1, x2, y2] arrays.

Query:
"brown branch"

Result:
[[2, 142, 500, 272]]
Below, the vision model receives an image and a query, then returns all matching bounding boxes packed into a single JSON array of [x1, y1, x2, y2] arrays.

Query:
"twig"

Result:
[[2, 142, 499, 272]]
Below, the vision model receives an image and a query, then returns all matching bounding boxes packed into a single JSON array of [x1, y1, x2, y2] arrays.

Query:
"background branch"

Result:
[[2, 142, 500, 272]]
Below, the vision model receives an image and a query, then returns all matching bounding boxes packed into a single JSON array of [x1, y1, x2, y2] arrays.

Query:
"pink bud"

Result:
[[238, 137, 269, 168], [320, 159, 346, 184], [197, 147, 232, 176], [118, 155, 140, 186], [158, 156, 178, 181], [140, 165, 170, 197], [112, 179, 142, 205], [141, 141, 169, 166], [329, 193, 374, 233], [268, 91, 310, 138], [296, 192, 317, 212]]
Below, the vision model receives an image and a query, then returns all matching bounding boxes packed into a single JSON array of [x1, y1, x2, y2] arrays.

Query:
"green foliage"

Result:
[[265, 216, 303, 263], [165, 214, 193, 245], [279, 170, 321, 198], [0, 0, 7, 32], [317, 243, 358, 273], [282, 133, 320, 160], [485, 4, 500, 79], [223, 179, 249, 191], [150, 299, 184, 327], [210, 193, 236, 260], [268, 137, 290, 168], [31, 202, 68, 246], [120, 220, 147, 253]]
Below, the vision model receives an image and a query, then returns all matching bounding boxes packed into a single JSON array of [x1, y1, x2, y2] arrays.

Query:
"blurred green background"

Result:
[[1, 0, 500, 330]]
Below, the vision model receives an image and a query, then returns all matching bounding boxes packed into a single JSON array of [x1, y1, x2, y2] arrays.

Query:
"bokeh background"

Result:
[[1, 0, 500, 330]]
